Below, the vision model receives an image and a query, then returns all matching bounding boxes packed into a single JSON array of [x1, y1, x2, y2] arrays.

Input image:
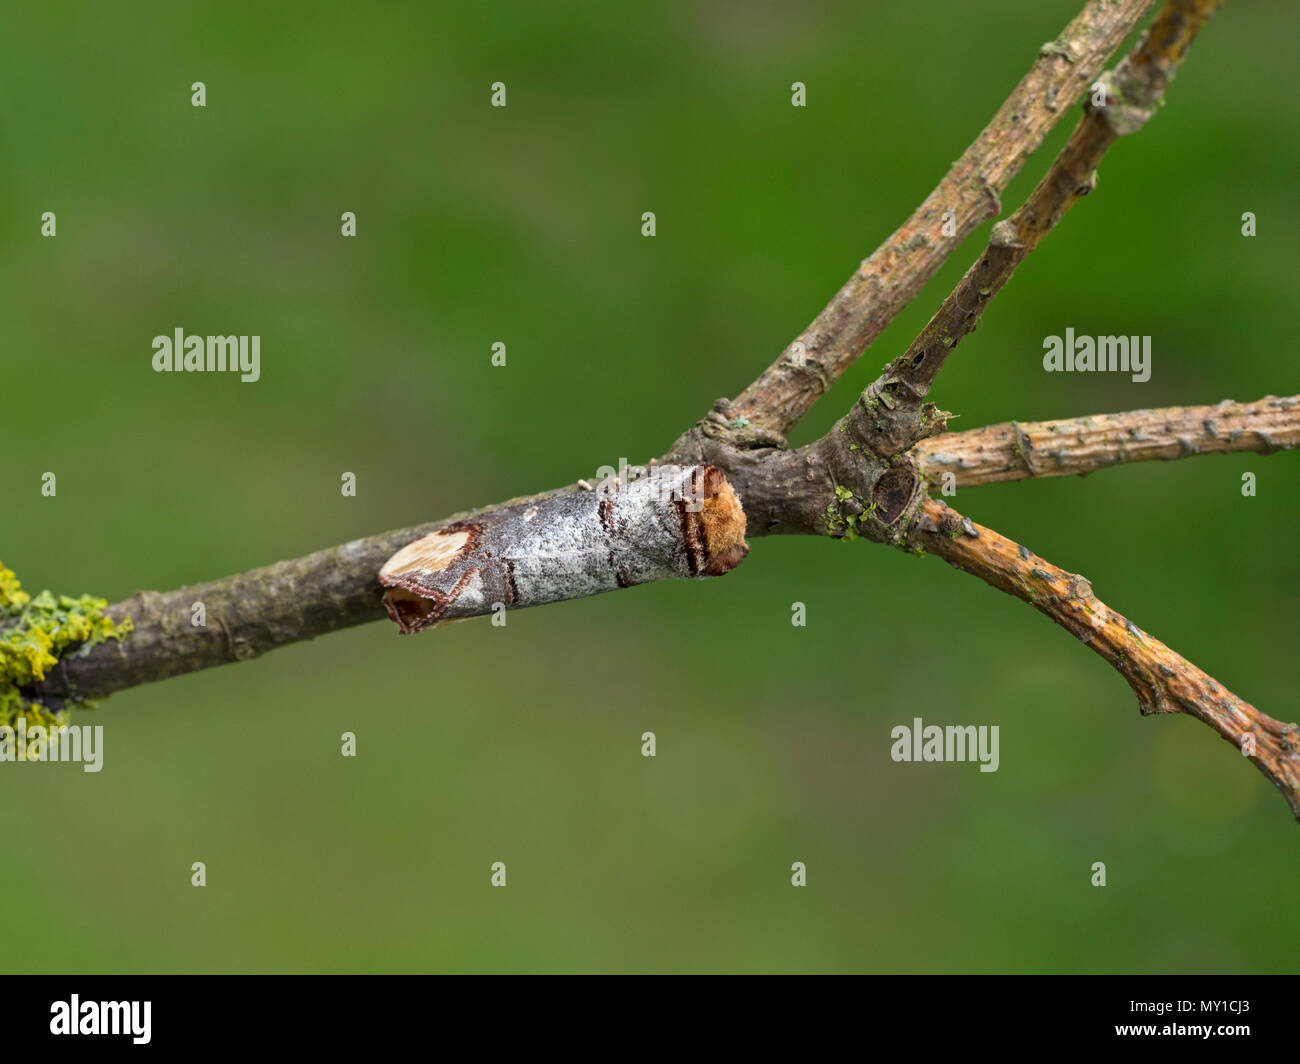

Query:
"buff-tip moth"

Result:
[[378, 464, 749, 633]]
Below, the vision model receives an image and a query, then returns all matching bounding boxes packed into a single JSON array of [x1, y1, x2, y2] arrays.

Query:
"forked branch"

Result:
[[16, 0, 1298, 824], [855, 0, 1225, 456], [725, 0, 1155, 436]]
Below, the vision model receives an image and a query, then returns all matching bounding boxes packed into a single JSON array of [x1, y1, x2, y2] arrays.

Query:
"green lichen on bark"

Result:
[[0, 562, 132, 753], [827, 484, 874, 541]]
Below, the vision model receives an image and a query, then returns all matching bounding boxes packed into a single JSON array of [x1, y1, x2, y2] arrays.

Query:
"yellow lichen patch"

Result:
[[0, 701, 72, 761], [0, 562, 132, 731], [0, 564, 31, 612]]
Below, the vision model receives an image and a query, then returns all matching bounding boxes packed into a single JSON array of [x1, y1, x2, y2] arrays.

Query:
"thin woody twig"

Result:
[[723, 0, 1155, 437], [855, 0, 1225, 457], [16, 0, 1299, 831], [914, 395, 1300, 488], [912, 497, 1300, 818]]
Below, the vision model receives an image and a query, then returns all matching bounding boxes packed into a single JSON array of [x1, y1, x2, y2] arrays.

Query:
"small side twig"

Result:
[[856, 0, 1224, 456], [723, 0, 1155, 437], [913, 497, 1300, 818], [915, 395, 1300, 488]]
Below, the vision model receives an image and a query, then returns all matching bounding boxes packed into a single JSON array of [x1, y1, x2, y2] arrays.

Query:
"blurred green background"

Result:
[[2, 0, 1297, 973]]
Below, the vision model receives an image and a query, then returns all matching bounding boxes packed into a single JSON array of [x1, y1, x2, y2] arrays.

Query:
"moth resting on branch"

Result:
[[379, 465, 749, 633], [25, 0, 1300, 824]]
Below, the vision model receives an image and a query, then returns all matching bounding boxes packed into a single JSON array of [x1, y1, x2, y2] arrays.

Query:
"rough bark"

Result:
[[915, 395, 1300, 488], [723, 0, 1155, 437], [856, 0, 1224, 456], [913, 497, 1300, 817]]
